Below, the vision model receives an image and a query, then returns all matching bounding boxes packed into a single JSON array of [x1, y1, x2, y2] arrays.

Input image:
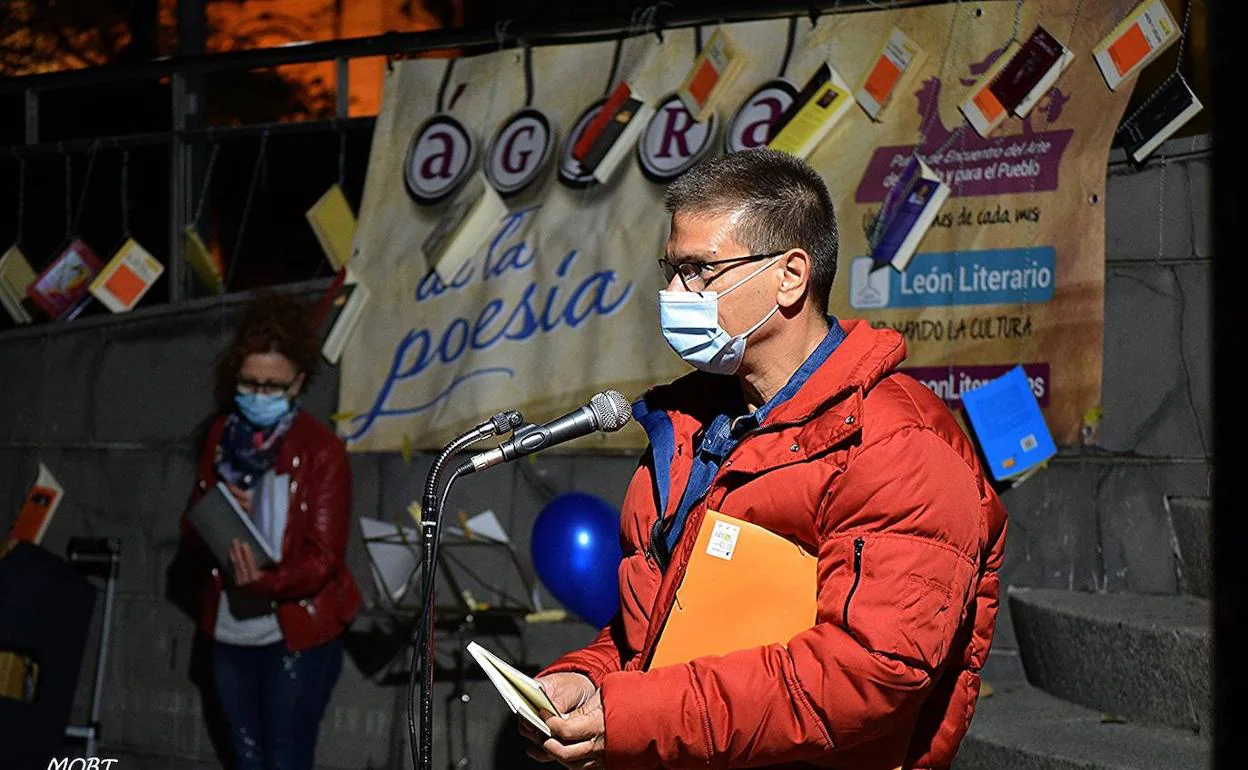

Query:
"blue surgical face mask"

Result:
[[235, 391, 292, 428], [658, 256, 782, 375]]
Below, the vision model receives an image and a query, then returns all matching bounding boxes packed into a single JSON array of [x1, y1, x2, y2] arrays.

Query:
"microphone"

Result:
[[457, 391, 632, 475]]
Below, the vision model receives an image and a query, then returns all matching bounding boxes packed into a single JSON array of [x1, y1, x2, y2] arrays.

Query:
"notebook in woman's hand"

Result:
[[187, 481, 280, 571]]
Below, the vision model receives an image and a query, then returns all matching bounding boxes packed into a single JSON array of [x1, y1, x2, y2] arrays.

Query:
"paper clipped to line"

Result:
[[89, 238, 164, 313], [855, 26, 924, 121], [306, 184, 357, 271], [1093, 0, 1180, 92], [768, 61, 855, 159]]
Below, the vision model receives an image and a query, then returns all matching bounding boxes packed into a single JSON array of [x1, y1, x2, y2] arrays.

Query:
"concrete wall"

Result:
[[0, 133, 1212, 769]]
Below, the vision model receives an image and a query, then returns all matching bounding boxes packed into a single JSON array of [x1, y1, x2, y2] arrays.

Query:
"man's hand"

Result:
[[229, 539, 263, 586], [537, 672, 596, 714], [519, 673, 604, 768]]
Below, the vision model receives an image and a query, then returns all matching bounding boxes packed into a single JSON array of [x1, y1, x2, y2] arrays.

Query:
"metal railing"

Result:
[[0, 0, 949, 303]]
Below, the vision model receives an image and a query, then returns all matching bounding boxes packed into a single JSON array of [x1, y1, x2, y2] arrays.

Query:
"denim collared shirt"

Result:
[[652, 317, 847, 567]]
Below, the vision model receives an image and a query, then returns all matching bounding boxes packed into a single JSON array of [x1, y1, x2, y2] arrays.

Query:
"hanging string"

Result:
[[694, 26, 703, 58], [523, 43, 535, 107], [15, 158, 25, 247], [192, 140, 222, 229], [779, 16, 798, 79], [1008, 0, 1024, 45], [1172, 0, 1194, 75], [1066, 0, 1088, 43], [918, 0, 966, 152], [225, 129, 269, 291], [603, 37, 624, 96], [120, 149, 130, 239], [435, 58, 457, 113], [69, 139, 100, 237]]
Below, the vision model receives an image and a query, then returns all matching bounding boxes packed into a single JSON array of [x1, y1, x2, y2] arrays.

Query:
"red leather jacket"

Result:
[[181, 410, 361, 652], [542, 321, 1008, 769]]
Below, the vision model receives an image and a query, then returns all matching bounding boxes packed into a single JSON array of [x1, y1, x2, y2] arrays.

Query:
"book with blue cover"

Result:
[[960, 365, 1057, 481], [869, 154, 949, 272]]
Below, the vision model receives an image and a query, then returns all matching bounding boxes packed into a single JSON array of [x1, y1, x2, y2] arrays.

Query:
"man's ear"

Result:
[[776, 249, 811, 309]]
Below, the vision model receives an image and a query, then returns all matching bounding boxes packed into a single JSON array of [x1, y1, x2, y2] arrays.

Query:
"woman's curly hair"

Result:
[[214, 290, 319, 409]]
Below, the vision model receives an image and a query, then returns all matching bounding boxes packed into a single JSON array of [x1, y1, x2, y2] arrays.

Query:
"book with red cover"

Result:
[[7, 463, 63, 546], [989, 26, 1065, 113], [26, 239, 104, 319], [572, 81, 635, 162]]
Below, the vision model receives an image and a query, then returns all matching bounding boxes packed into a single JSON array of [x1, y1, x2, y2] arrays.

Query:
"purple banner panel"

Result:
[[899, 362, 1051, 408], [855, 130, 1074, 203]]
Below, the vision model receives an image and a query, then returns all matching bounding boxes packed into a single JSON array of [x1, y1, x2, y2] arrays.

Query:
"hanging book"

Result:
[[990, 25, 1075, 119], [767, 62, 855, 159], [869, 155, 950, 273], [421, 173, 508, 280], [856, 27, 924, 121], [960, 365, 1057, 483], [322, 268, 371, 366], [677, 28, 748, 122], [573, 81, 654, 184], [26, 239, 103, 319], [184, 225, 224, 294], [958, 40, 1021, 138], [6, 463, 64, 546], [1117, 74, 1202, 164], [1093, 0, 1180, 92], [89, 238, 164, 313], [306, 184, 357, 271], [0, 245, 36, 324]]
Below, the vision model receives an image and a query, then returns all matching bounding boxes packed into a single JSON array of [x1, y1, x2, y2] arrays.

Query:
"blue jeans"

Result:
[[211, 637, 344, 770]]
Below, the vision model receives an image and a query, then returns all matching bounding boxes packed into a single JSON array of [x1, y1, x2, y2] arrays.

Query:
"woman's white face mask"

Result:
[[658, 256, 782, 375]]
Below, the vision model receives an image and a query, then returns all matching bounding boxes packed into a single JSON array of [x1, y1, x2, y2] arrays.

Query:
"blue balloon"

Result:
[[531, 492, 622, 627]]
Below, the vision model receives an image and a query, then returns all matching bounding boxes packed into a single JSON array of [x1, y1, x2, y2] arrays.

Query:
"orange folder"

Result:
[[648, 510, 818, 670]]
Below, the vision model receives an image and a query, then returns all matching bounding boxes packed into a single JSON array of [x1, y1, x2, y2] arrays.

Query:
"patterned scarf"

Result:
[[215, 408, 297, 492]]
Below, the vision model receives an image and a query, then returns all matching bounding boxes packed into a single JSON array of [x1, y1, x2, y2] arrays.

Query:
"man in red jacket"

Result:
[[521, 149, 1008, 770]]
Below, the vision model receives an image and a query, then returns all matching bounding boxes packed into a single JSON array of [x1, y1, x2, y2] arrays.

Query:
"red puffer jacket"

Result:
[[181, 410, 361, 652], [542, 320, 1008, 769]]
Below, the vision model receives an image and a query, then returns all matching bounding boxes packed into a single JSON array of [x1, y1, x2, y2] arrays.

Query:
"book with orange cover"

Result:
[[648, 510, 817, 670], [7, 463, 64, 546]]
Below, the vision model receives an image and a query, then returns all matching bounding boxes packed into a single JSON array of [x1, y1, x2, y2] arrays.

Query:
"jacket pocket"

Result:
[[833, 534, 973, 673], [841, 536, 865, 632]]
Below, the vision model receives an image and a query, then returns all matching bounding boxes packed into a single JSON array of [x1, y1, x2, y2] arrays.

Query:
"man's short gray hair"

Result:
[[663, 149, 839, 313]]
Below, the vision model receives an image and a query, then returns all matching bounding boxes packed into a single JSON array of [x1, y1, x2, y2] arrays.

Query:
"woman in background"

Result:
[[180, 291, 360, 770]]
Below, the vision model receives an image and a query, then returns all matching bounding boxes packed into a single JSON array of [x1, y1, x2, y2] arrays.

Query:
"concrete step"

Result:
[[1009, 588, 1210, 734], [954, 682, 1209, 770], [1166, 496, 1211, 598]]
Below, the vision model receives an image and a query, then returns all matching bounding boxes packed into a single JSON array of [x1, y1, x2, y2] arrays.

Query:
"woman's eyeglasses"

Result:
[[236, 378, 295, 396], [657, 250, 786, 293]]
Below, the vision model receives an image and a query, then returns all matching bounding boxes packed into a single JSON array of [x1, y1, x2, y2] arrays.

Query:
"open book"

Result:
[[466, 642, 562, 736]]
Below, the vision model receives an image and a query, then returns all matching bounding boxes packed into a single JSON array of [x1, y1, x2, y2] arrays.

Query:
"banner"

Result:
[[341, 0, 1135, 452]]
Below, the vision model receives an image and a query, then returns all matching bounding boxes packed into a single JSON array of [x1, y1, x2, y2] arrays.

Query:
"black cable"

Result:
[[436, 58, 457, 113], [407, 411, 521, 770]]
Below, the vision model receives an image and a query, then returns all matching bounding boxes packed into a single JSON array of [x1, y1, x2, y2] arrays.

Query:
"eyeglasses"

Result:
[[657, 250, 787, 293], [236, 378, 296, 397]]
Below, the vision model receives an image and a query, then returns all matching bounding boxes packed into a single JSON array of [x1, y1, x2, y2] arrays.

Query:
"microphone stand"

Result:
[[410, 412, 521, 770]]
